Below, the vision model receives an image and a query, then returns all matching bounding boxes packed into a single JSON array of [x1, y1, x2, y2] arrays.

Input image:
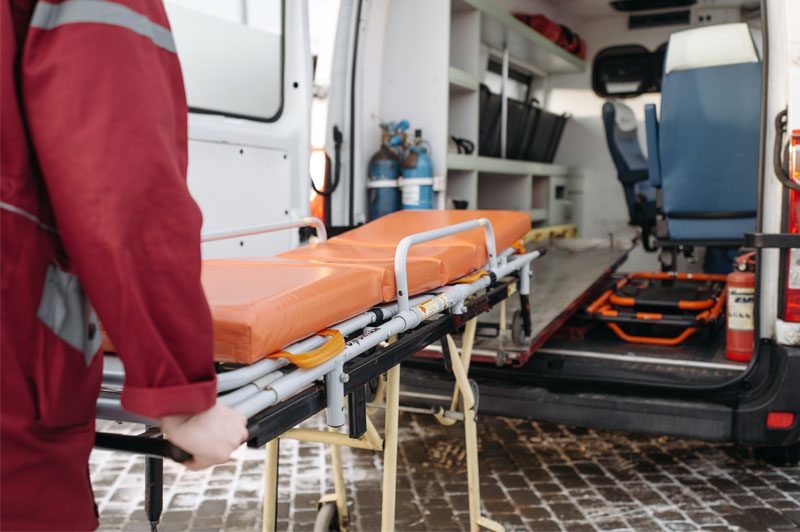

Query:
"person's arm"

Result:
[[23, 0, 217, 419]]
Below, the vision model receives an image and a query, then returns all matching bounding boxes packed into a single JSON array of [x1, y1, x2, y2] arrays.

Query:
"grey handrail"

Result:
[[201, 217, 327, 243], [393, 218, 497, 313]]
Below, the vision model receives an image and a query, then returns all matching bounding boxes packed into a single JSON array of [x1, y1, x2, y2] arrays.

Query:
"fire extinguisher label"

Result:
[[728, 286, 755, 331]]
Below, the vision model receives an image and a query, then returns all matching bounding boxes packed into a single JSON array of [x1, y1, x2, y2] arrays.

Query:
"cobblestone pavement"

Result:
[[92, 414, 800, 531]]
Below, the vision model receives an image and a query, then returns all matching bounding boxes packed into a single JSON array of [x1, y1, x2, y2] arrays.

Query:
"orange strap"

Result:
[[269, 329, 345, 369], [512, 239, 527, 255], [452, 270, 489, 284], [606, 323, 698, 346], [596, 305, 663, 320], [627, 271, 727, 282]]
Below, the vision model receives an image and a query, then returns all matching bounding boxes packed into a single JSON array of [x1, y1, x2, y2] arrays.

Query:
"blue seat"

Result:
[[602, 100, 657, 235], [645, 23, 761, 243]]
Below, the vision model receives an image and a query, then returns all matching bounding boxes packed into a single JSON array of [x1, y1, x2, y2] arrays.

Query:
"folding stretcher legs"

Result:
[[443, 331, 502, 532], [259, 317, 503, 532]]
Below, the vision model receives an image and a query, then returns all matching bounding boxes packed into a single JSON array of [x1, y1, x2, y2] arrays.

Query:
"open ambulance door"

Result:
[[164, 0, 313, 258]]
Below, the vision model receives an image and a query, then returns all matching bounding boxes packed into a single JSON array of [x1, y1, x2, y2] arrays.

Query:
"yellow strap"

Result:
[[451, 270, 489, 284], [269, 329, 345, 369]]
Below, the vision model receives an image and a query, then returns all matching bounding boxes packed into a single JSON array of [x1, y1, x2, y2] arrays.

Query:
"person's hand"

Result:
[[160, 404, 248, 470]]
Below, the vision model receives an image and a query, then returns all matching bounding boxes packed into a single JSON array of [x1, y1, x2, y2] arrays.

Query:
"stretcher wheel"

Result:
[[313, 501, 341, 532], [511, 309, 532, 346]]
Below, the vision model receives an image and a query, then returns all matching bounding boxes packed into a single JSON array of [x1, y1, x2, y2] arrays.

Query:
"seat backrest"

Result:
[[603, 100, 648, 180], [658, 23, 761, 219], [602, 100, 648, 220]]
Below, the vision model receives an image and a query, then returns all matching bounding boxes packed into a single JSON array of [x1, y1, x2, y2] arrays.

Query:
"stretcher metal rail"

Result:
[[95, 216, 544, 532]]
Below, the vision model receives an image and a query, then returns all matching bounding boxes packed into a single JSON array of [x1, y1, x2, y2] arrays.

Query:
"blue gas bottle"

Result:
[[367, 144, 401, 220], [401, 129, 434, 210], [367, 121, 410, 220]]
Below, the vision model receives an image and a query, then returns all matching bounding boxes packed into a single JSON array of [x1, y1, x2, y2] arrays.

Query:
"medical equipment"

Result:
[[95, 210, 542, 532], [727, 269, 755, 361], [587, 272, 727, 346], [401, 129, 434, 210], [367, 121, 406, 220]]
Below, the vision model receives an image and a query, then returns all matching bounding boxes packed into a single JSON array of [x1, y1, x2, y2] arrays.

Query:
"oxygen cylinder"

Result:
[[367, 145, 401, 220], [726, 270, 755, 362], [401, 129, 434, 210]]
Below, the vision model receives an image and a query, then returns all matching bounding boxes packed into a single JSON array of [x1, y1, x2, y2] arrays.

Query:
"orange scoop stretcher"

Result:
[[586, 272, 727, 346]]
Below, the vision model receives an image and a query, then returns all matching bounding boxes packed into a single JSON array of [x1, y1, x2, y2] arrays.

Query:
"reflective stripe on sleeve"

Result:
[[0, 201, 58, 233], [30, 0, 176, 53]]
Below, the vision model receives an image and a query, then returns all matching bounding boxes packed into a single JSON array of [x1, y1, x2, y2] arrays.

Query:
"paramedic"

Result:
[[1, 1, 248, 529]]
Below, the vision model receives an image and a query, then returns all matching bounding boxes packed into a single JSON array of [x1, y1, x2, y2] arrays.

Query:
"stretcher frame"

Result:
[[95, 216, 543, 532]]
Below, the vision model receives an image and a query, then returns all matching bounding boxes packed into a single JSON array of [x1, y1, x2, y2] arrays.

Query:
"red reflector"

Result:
[[767, 412, 796, 430]]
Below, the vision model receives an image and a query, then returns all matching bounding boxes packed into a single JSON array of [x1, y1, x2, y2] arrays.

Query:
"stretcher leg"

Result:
[[144, 455, 163, 532], [436, 318, 478, 427], [262, 438, 280, 532], [367, 376, 387, 415], [364, 415, 384, 450], [330, 429, 350, 531], [381, 365, 401, 532], [445, 333, 504, 532]]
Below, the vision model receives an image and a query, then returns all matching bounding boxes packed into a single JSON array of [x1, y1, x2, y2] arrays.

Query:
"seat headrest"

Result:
[[607, 100, 637, 133], [665, 23, 759, 74]]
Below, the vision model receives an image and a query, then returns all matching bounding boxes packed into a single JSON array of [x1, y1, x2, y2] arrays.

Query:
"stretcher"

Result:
[[95, 210, 543, 532], [586, 272, 727, 346]]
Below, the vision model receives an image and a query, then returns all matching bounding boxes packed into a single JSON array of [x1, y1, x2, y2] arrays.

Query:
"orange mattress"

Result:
[[103, 211, 531, 364]]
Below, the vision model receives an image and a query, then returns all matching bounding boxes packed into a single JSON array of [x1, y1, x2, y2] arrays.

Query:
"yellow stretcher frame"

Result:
[[260, 316, 503, 532]]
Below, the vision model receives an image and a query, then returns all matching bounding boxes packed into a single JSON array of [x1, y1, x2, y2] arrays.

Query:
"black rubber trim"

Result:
[[745, 232, 800, 249], [95, 433, 191, 463], [655, 239, 745, 247], [595, 314, 706, 327], [666, 211, 757, 220], [368, 307, 386, 321]]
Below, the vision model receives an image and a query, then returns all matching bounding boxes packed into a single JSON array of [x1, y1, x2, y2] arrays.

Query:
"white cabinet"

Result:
[[443, 0, 585, 224]]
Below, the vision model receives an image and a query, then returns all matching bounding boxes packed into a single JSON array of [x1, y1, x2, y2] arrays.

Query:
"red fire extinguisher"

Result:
[[726, 254, 756, 362]]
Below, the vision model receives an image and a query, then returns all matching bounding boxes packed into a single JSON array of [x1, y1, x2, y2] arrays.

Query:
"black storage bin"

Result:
[[479, 85, 501, 157], [523, 109, 569, 163], [517, 105, 541, 161], [506, 97, 533, 160], [479, 84, 543, 160], [543, 113, 568, 163]]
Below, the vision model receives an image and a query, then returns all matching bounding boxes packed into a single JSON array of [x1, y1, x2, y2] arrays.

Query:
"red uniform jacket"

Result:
[[1, 0, 217, 528]]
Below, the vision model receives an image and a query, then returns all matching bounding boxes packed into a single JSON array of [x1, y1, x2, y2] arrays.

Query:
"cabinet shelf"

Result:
[[459, 0, 585, 74], [449, 66, 480, 92], [448, 153, 568, 176]]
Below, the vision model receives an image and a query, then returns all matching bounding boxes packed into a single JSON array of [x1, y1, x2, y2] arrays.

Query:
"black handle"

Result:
[[745, 232, 800, 249], [773, 109, 800, 192], [95, 432, 192, 463]]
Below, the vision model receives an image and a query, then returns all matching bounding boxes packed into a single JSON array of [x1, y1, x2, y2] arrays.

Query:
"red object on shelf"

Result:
[[726, 271, 756, 362], [558, 25, 580, 53], [530, 15, 563, 43], [513, 13, 530, 25], [575, 36, 587, 59]]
